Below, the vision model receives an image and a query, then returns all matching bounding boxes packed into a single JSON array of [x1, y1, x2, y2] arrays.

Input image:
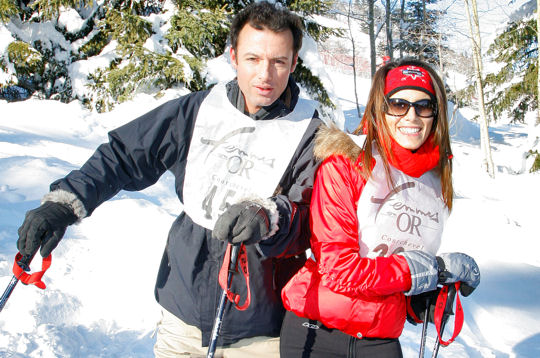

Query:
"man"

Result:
[[16, 2, 323, 357]]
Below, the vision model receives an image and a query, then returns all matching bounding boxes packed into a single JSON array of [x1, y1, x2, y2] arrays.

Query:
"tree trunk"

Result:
[[368, 0, 376, 76], [420, 0, 426, 60], [348, 0, 362, 118], [399, 0, 405, 59], [537, 0, 540, 125], [385, 0, 393, 60], [438, 32, 444, 76], [464, 0, 495, 178]]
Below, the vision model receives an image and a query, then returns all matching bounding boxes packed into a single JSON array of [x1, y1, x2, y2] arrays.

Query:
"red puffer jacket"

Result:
[[282, 126, 420, 339]]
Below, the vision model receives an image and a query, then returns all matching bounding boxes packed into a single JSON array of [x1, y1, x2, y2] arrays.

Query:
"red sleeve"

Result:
[[310, 155, 412, 297]]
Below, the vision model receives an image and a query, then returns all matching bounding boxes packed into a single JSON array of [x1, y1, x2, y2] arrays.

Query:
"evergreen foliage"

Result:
[[293, 58, 333, 109], [527, 150, 540, 173], [288, 0, 337, 42], [0, 0, 18, 23], [0, 0, 340, 113], [485, 17, 537, 124], [166, 1, 230, 59], [87, 49, 190, 112], [7, 41, 43, 76], [32, 0, 90, 19], [394, 0, 447, 65]]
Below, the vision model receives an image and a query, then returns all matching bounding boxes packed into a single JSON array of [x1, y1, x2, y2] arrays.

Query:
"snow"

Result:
[[306, 14, 348, 31], [68, 40, 120, 99], [0, 25, 14, 55], [7, 20, 71, 56], [299, 34, 346, 128], [1, 3, 540, 357], [57, 8, 85, 34]]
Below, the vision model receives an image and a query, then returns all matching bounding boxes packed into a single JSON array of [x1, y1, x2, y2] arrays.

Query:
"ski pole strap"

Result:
[[12, 253, 51, 290], [218, 243, 251, 311], [433, 282, 464, 346], [406, 296, 424, 324]]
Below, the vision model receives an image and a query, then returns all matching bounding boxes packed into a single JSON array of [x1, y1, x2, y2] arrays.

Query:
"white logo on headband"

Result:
[[401, 67, 425, 81]]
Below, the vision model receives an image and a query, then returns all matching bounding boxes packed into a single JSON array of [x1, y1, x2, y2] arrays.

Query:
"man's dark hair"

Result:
[[230, 1, 304, 56]]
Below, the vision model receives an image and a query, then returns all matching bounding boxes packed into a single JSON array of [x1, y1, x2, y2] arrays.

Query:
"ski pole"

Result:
[[207, 243, 240, 358], [0, 254, 33, 313], [432, 316, 448, 358], [418, 295, 431, 358], [432, 284, 457, 358]]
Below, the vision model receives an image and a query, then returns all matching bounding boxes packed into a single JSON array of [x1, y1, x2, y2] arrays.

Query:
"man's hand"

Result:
[[212, 201, 271, 245], [17, 201, 78, 257]]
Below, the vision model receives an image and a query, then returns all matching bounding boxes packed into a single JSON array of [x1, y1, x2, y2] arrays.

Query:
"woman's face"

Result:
[[384, 89, 435, 150]]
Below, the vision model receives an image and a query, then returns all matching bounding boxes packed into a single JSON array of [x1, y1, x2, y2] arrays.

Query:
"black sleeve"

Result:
[[257, 116, 324, 258], [49, 92, 206, 216]]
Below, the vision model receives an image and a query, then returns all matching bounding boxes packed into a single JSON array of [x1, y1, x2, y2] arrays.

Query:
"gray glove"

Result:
[[212, 201, 271, 245], [437, 252, 480, 297], [399, 250, 439, 296], [17, 201, 78, 257]]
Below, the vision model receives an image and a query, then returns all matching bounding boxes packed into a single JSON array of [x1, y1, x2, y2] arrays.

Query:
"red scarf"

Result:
[[383, 134, 440, 178]]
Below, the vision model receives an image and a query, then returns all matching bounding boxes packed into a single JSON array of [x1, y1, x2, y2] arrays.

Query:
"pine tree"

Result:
[[85, 0, 216, 111], [485, 17, 537, 124], [0, 0, 94, 101], [1, 0, 340, 112], [395, 0, 447, 65], [484, 10, 538, 173]]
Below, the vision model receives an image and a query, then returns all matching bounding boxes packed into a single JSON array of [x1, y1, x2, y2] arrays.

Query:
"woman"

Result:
[[280, 59, 480, 357]]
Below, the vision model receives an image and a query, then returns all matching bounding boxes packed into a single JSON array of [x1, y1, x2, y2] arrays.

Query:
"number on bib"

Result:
[[372, 244, 405, 257], [201, 185, 237, 220], [202, 185, 217, 219]]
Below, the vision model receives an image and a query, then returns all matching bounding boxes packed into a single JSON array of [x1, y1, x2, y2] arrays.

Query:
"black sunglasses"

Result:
[[384, 98, 437, 118]]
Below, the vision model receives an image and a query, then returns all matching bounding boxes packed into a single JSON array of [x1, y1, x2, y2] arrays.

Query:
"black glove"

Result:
[[17, 201, 78, 257], [407, 287, 455, 325], [437, 252, 481, 297], [212, 201, 271, 245]]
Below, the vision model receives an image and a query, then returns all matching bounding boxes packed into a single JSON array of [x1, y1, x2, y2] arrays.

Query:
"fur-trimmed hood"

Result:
[[314, 125, 363, 164], [315, 124, 442, 179]]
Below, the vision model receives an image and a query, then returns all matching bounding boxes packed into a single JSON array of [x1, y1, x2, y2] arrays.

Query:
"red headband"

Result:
[[385, 65, 435, 98]]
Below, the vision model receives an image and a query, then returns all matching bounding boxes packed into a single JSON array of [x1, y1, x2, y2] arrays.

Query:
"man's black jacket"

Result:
[[49, 78, 323, 346]]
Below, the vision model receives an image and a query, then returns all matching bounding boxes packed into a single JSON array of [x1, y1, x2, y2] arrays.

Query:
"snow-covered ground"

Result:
[[1, 64, 539, 357]]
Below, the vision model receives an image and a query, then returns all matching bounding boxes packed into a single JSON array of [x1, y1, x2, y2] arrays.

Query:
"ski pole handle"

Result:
[[0, 254, 33, 313], [17, 254, 34, 270], [432, 284, 458, 357]]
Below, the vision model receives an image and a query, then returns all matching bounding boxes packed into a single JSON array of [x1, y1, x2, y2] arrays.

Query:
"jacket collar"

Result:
[[225, 77, 300, 120]]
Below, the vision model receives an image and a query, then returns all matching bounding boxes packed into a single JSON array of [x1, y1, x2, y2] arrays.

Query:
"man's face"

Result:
[[230, 24, 298, 114]]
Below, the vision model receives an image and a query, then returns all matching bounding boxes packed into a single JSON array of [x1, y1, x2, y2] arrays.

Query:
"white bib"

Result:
[[357, 148, 448, 257], [183, 82, 316, 229]]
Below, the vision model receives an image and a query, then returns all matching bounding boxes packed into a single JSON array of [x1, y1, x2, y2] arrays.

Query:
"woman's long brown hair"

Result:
[[353, 58, 454, 211]]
